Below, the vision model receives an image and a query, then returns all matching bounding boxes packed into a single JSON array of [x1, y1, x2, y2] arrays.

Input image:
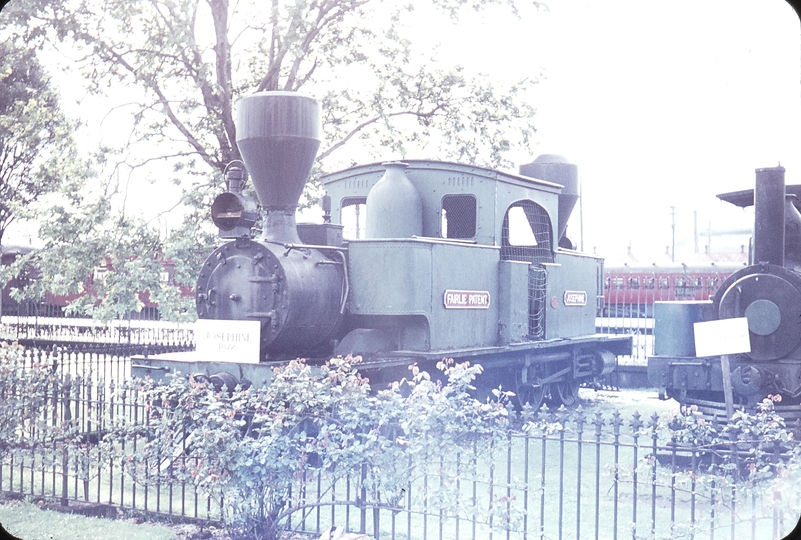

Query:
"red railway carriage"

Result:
[[603, 261, 746, 317]]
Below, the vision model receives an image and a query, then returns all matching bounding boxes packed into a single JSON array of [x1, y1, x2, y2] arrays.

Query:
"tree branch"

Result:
[[208, 0, 237, 163], [318, 104, 449, 162], [93, 39, 218, 169]]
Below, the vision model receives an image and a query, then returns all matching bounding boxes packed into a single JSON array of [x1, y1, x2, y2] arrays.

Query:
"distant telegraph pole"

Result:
[[671, 206, 676, 262], [579, 175, 584, 251]]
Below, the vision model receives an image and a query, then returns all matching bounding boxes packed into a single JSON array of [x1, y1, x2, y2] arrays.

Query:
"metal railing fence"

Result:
[[3, 293, 646, 365], [286, 409, 799, 540], [1, 300, 162, 321], [596, 314, 653, 367], [0, 363, 798, 540], [0, 373, 220, 522], [0, 342, 194, 384]]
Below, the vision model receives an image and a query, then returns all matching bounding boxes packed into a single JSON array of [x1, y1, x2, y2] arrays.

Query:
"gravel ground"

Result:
[[166, 522, 317, 540], [577, 387, 680, 418]]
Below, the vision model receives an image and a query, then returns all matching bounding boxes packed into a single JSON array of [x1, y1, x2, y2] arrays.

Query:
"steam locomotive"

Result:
[[133, 91, 631, 409], [648, 165, 801, 422]]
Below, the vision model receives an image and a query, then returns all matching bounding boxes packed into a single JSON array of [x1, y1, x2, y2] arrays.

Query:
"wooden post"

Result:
[[720, 355, 735, 419]]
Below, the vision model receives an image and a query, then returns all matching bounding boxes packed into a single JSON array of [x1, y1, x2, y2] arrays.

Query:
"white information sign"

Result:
[[693, 317, 751, 358], [195, 319, 261, 364]]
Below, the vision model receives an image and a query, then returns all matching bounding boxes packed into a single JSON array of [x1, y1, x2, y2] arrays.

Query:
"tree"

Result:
[[0, 38, 86, 247], [5, 0, 539, 174], [13, 198, 182, 322], [0, 36, 90, 317], [1, 0, 541, 321]]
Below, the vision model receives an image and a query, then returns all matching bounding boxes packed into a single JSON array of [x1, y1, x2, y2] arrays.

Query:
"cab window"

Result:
[[441, 195, 477, 239], [340, 197, 367, 239]]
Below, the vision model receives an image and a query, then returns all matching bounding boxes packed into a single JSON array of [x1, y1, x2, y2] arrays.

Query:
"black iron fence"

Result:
[[289, 410, 799, 540], [1, 300, 161, 321], [0, 342, 194, 384], [0, 361, 798, 540], [0, 374, 220, 522]]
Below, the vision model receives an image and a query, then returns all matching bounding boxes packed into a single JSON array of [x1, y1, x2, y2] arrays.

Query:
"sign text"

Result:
[[444, 290, 491, 309]]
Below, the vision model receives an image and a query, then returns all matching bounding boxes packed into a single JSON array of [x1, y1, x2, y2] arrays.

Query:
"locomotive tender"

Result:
[[648, 165, 801, 422], [135, 91, 631, 409]]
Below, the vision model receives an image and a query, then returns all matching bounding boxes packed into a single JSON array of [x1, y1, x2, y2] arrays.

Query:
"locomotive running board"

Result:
[[350, 334, 632, 371]]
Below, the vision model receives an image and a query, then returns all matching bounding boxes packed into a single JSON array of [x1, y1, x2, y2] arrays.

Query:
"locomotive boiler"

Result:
[[195, 93, 347, 356], [134, 91, 631, 409], [648, 165, 801, 422]]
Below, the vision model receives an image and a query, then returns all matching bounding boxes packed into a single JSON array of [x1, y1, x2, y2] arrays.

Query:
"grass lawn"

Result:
[[0, 499, 176, 540], [0, 499, 318, 540]]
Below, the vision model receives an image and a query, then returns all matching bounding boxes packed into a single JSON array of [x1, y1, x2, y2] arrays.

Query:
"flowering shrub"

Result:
[[0, 341, 96, 502], [0, 342, 56, 450], [721, 395, 796, 482], [101, 357, 510, 540], [666, 404, 720, 448], [658, 396, 797, 484]]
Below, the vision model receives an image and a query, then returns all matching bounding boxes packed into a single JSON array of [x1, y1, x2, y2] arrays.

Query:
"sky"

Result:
[[425, 0, 801, 261], [3, 0, 801, 264]]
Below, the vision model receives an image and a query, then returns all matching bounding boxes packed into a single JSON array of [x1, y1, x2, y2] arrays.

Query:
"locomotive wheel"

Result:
[[516, 383, 545, 411], [553, 380, 580, 407]]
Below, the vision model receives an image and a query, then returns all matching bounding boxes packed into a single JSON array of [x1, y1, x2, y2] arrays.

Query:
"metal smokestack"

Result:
[[235, 92, 321, 243], [754, 166, 786, 266], [519, 154, 579, 247]]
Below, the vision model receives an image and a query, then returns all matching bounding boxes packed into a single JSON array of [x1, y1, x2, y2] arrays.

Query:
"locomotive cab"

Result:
[[321, 157, 601, 352], [322, 155, 628, 404]]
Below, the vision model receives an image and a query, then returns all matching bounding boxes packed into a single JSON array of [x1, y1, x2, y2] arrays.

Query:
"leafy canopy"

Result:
[[0, 37, 88, 247], [1, 0, 542, 320]]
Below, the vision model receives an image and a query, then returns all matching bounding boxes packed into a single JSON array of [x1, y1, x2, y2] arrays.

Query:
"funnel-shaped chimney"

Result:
[[236, 92, 321, 242], [519, 154, 579, 244]]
